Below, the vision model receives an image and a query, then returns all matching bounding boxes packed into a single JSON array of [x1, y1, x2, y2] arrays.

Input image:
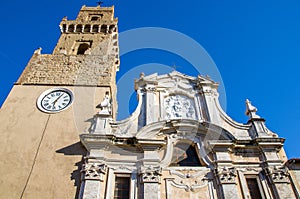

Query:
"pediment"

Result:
[[135, 119, 235, 141]]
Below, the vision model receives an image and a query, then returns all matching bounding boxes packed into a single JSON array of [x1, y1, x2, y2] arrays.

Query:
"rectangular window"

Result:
[[246, 178, 262, 199], [114, 176, 130, 199]]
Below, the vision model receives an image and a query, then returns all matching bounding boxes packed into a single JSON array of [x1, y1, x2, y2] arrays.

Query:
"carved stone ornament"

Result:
[[265, 166, 290, 183], [141, 85, 157, 93], [168, 170, 209, 192], [140, 167, 162, 183], [81, 162, 107, 181], [245, 99, 261, 119], [164, 95, 197, 120], [216, 167, 237, 184], [239, 167, 260, 173], [198, 89, 218, 97], [96, 91, 112, 115]]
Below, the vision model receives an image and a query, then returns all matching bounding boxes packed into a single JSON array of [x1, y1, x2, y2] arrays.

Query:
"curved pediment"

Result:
[[135, 119, 235, 142]]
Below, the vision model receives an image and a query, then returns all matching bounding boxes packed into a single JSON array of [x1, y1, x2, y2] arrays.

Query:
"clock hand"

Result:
[[52, 93, 64, 106]]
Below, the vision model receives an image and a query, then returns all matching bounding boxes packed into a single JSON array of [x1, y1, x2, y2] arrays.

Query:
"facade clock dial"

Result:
[[37, 88, 73, 113]]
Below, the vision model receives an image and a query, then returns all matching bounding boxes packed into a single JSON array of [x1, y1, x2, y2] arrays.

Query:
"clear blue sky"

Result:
[[0, 1, 299, 158]]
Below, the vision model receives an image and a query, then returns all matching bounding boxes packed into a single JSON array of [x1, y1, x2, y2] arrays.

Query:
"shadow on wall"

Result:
[[56, 142, 87, 199]]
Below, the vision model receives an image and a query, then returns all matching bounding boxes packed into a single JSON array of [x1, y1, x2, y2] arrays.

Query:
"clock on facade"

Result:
[[37, 88, 73, 113]]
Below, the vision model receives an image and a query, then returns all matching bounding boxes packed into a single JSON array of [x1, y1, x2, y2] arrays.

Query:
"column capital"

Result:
[[265, 165, 290, 184], [81, 161, 107, 181], [140, 167, 162, 183], [215, 166, 237, 184]]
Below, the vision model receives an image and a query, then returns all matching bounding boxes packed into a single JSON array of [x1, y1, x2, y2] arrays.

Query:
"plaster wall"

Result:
[[0, 85, 111, 198]]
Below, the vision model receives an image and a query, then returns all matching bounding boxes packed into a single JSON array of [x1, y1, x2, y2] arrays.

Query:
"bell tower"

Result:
[[0, 5, 119, 199]]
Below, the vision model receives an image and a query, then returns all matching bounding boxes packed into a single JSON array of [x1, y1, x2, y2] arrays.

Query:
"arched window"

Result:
[[68, 24, 74, 32], [77, 43, 90, 55], [170, 143, 202, 166], [109, 25, 115, 33], [84, 25, 91, 33], [92, 25, 99, 33], [62, 24, 67, 33], [101, 25, 107, 33], [91, 16, 99, 21], [76, 25, 82, 33], [90, 14, 103, 21]]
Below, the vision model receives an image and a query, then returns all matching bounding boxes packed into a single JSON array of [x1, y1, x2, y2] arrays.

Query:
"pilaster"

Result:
[[140, 167, 162, 199], [80, 160, 107, 199], [215, 166, 240, 199], [265, 166, 296, 199], [144, 84, 157, 125]]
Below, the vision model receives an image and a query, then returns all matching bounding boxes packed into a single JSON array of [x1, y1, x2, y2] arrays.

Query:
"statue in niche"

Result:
[[96, 91, 112, 115], [164, 95, 196, 120]]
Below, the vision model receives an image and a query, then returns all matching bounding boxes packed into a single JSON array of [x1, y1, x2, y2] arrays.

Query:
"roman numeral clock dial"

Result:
[[37, 88, 74, 113]]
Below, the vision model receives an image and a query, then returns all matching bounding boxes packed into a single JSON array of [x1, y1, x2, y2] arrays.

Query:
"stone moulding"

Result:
[[80, 133, 166, 152]]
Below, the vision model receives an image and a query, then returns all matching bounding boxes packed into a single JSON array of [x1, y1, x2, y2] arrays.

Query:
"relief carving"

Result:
[[239, 167, 260, 172], [164, 95, 197, 120], [216, 167, 237, 184], [167, 170, 209, 192], [141, 85, 157, 93]]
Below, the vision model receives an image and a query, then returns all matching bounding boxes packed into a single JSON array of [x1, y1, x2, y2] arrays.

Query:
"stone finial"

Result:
[[96, 91, 111, 115], [34, 47, 42, 55], [245, 99, 261, 119]]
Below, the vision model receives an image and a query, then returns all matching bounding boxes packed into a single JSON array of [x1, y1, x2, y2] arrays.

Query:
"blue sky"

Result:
[[0, 1, 299, 158]]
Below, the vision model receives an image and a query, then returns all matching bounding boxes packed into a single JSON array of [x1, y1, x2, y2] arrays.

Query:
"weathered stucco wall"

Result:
[[0, 85, 113, 198]]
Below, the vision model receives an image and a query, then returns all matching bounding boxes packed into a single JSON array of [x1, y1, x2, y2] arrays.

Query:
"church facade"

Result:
[[0, 5, 299, 199]]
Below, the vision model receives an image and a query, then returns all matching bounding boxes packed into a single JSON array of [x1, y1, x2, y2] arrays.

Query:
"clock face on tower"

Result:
[[37, 88, 74, 113]]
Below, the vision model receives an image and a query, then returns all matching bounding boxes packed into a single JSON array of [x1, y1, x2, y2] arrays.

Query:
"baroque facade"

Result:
[[0, 4, 299, 199]]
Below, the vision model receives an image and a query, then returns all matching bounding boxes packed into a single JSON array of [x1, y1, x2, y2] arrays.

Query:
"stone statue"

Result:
[[96, 91, 111, 115], [245, 99, 261, 119]]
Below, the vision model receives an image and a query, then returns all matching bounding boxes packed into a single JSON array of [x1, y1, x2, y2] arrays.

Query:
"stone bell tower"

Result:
[[0, 5, 119, 199]]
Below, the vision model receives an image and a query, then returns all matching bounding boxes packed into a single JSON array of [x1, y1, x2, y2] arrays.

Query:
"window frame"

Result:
[[239, 173, 266, 199], [105, 169, 137, 199], [113, 174, 131, 199]]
